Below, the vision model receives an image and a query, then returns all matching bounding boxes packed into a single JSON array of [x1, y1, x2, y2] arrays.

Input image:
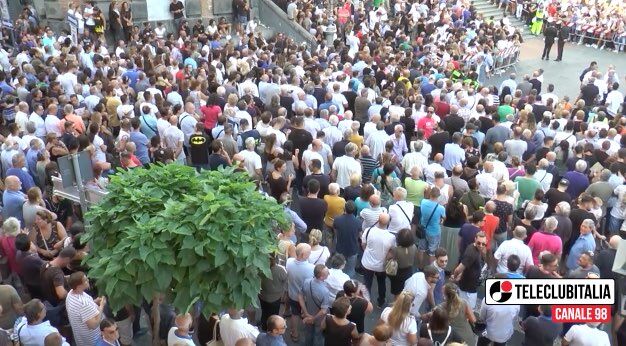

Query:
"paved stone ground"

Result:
[[128, 37, 623, 346], [487, 37, 626, 100]]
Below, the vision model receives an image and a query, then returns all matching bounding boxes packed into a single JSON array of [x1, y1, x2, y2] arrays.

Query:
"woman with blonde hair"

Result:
[[276, 222, 296, 265], [379, 291, 418, 345], [29, 210, 67, 260], [439, 282, 476, 345], [308, 229, 330, 265], [0, 217, 21, 275]]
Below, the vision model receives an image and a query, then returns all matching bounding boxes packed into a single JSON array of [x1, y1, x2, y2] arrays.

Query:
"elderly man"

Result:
[[360, 194, 386, 230], [331, 143, 361, 190], [6, 153, 35, 193], [401, 141, 428, 176], [286, 243, 314, 343], [388, 124, 408, 161], [534, 159, 554, 192], [424, 153, 447, 184], [387, 187, 414, 235], [3, 176, 25, 225], [563, 160, 590, 200], [239, 137, 262, 180], [299, 264, 330, 346], [476, 161, 498, 199], [366, 121, 389, 161], [16, 299, 69, 345], [442, 132, 465, 173], [494, 226, 534, 274], [302, 139, 326, 175], [566, 219, 597, 273], [361, 213, 395, 308], [528, 216, 562, 265]]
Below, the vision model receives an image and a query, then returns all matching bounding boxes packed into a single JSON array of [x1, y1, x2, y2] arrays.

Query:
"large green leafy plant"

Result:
[[84, 164, 287, 315]]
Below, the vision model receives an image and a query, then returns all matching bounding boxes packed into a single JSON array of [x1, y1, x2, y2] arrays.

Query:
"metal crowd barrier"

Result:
[[492, 46, 520, 76]]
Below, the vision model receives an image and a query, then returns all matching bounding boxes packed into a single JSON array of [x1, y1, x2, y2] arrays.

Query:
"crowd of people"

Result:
[[0, 0, 622, 345]]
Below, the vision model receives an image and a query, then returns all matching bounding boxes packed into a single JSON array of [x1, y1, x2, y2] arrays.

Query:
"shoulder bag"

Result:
[[356, 223, 377, 275], [416, 203, 439, 239]]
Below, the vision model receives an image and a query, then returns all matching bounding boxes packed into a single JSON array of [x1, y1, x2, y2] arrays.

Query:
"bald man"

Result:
[[424, 153, 447, 184], [286, 243, 314, 342], [361, 212, 396, 307], [596, 235, 620, 280], [476, 162, 498, 199], [360, 194, 387, 231], [302, 139, 325, 175], [163, 115, 186, 163], [3, 176, 25, 225]]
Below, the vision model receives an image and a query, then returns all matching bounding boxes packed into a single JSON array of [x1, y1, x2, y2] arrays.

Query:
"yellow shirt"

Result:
[[324, 195, 346, 227], [349, 134, 364, 148]]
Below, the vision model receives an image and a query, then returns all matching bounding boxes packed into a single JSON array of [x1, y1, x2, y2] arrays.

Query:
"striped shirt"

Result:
[[66, 290, 100, 346], [360, 155, 378, 184]]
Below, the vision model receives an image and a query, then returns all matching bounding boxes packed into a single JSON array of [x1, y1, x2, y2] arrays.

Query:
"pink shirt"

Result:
[[528, 232, 563, 265]]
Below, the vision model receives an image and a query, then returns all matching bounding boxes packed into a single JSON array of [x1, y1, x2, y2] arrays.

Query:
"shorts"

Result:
[[419, 233, 441, 256], [289, 298, 302, 316]]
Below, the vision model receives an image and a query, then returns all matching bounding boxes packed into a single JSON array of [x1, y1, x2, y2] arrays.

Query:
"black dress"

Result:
[[322, 314, 356, 346]]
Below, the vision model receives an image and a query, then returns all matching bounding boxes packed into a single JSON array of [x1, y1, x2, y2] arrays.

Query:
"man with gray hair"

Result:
[[566, 219, 597, 272], [401, 141, 428, 175], [442, 132, 465, 173], [528, 216, 562, 265], [365, 121, 388, 161], [322, 114, 342, 147], [563, 160, 590, 200], [239, 137, 262, 180], [585, 169, 614, 215], [534, 159, 554, 192], [387, 187, 414, 234], [494, 226, 533, 274], [6, 152, 35, 193], [331, 143, 361, 189]]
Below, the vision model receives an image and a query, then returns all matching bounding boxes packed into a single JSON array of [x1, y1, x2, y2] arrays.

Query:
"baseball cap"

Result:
[[559, 178, 569, 186]]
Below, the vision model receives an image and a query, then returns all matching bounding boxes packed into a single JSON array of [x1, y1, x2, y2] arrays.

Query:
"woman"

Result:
[[355, 184, 375, 216], [0, 217, 21, 276], [462, 136, 480, 160], [389, 229, 417, 298], [419, 306, 464, 344], [45, 133, 69, 163], [263, 133, 280, 174], [200, 94, 222, 135], [379, 291, 418, 346], [108, 1, 123, 42], [507, 156, 525, 180], [438, 283, 476, 345], [321, 297, 359, 346], [308, 229, 330, 265], [372, 153, 398, 183], [259, 254, 287, 331], [266, 158, 293, 202], [23, 187, 47, 229], [343, 173, 362, 202], [276, 222, 296, 265], [120, 1, 133, 40], [376, 163, 401, 209], [432, 171, 453, 206], [93, 7, 106, 41], [343, 280, 373, 336], [519, 189, 547, 230], [359, 324, 393, 346], [324, 183, 346, 230], [29, 210, 67, 260], [326, 254, 351, 300]]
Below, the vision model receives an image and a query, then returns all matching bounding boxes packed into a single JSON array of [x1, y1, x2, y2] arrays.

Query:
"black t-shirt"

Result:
[[288, 128, 313, 163], [545, 188, 571, 216], [580, 83, 599, 106], [169, 1, 185, 19], [41, 264, 66, 306], [347, 296, 368, 333], [419, 324, 463, 344], [445, 114, 465, 136], [535, 147, 550, 163], [299, 196, 327, 232], [458, 245, 483, 293], [596, 248, 616, 280], [16, 250, 44, 287], [332, 140, 349, 158], [522, 315, 562, 346], [303, 173, 330, 197], [208, 153, 229, 170], [189, 134, 210, 165], [428, 131, 451, 160]]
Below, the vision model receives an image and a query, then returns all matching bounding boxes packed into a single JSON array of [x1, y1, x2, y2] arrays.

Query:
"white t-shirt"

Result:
[[563, 324, 610, 346], [44, 115, 62, 137], [219, 314, 259, 346], [302, 149, 325, 175], [92, 134, 107, 163], [380, 307, 418, 346], [494, 238, 533, 274], [163, 126, 185, 160], [403, 272, 429, 317], [388, 201, 414, 234], [239, 149, 262, 177], [361, 227, 396, 272], [332, 155, 361, 189], [308, 246, 330, 265], [65, 290, 100, 346], [326, 268, 350, 300], [167, 327, 195, 346]]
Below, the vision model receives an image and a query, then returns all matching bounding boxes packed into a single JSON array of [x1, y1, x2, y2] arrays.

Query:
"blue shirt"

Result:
[[564, 171, 589, 200], [420, 199, 445, 237], [139, 114, 158, 139], [284, 207, 307, 237], [122, 69, 139, 88], [96, 337, 120, 346], [286, 258, 314, 301], [434, 264, 445, 305], [3, 190, 25, 225], [183, 57, 197, 70], [505, 272, 525, 279], [566, 233, 595, 270], [333, 213, 362, 257], [129, 131, 150, 165], [6, 167, 36, 193], [256, 333, 287, 346], [26, 149, 39, 185]]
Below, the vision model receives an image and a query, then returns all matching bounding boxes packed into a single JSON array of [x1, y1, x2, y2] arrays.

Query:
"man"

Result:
[[15, 233, 45, 298], [179, 102, 200, 151], [66, 271, 106, 346], [494, 226, 533, 274], [361, 213, 395, 308], [476, 162, 498, 199], [299, 179, 327, 232], [452, 232, 488, 309], [302, 159, 330, 197], [331, 143, 360, 189], [208, 140, 232, 171], [0, 284, 22, 330], [424, 153, 447, 184], [458, 211, 485, 258], [403, 265, 439, 316], [129, 118, 150, 165], [446, 165, 470, 198], [478, 297, 520, 345], [387, 187, 414, 235], [388, 124, 408, 161], [597, 235, 620, 280], [484, 114, 511, 152], [534, 159, 554, 192], [563, 160, 590, 200], [567, 194, 596, 254], [17, 299, 69, 345], [541, 22, 557, 60], [566, 219, 597, 272], [442, 133, 465, 174], [555, 20, 569, 61], [360, 194, 387, 231], [239, 137, 262, 180], [41, 247, 75, 307], [432, 249, 448, 305], [528, 216, 562, 265], [169, 0, 185, 29], [256, 315, 287, 346], [220, 309, 259, 346], [401, 141, 428, 177], [567, 251, 600, 278], [300, 264, 330, 346], [2, 176, 25, 225], [286, 244, 314, 342], [163, 115, 185, 164], [360, 146, 378, 184], [546, 179, 571, 216], [522, 305, 562, 346], [515, 163, 542, 208], [333, 201, 362, 277], [420, 187, 446, 263], [579, 77, 600, 107], [96, 319, 121, 346], [188, 122, 210, 170], [563, 322, 610, 345], [585, 169, 613, 215], [302, 139, 326, 175]]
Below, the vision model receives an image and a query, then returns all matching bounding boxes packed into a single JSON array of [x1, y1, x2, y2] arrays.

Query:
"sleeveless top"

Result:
[[322, 314, 355, 346], [35, 222, 60, 254]]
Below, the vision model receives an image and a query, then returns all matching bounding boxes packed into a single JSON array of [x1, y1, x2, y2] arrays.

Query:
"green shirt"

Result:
[[405, 177, 428, 206], [515, 176, 542, 209], [497, 104, 515, 122]]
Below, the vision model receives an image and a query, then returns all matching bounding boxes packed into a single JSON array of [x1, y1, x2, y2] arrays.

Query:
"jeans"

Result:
[[343, 254, 358, 278], [607, 214, 623, 235], [363, 268, 387, 305], [304, 322, 324, 346]]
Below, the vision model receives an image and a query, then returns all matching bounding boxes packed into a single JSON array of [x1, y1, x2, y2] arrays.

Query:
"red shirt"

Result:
[[416, 116, 436, 138], [433, 101, 450, 119], [481, 214, 499, 250], [200, 105, 221, 130]]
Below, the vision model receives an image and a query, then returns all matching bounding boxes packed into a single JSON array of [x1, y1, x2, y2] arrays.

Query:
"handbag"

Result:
[[416, 203, 439, 239], [385, 257, 398, 276], [206, 319, 224, 346]]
